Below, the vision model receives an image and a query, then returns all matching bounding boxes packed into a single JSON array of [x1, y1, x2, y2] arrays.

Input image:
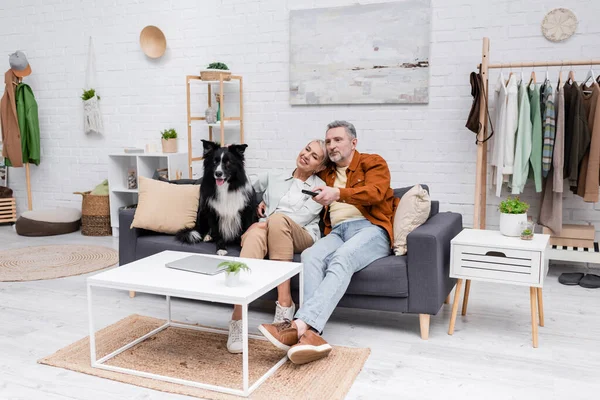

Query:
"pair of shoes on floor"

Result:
[[558, 273, 600, 288], [258, 321, 332, 365], [227, 301, 296, 354]]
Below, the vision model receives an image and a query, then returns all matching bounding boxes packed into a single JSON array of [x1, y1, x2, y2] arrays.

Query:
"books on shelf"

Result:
[[123, 147, 144, 154]]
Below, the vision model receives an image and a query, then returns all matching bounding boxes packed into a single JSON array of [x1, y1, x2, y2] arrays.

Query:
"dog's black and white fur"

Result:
[[175, 140, 256, 256]]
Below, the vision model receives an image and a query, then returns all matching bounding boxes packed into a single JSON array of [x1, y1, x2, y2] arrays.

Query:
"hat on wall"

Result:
[[9, 50, 32, 77], [139, 26, 167, 58]]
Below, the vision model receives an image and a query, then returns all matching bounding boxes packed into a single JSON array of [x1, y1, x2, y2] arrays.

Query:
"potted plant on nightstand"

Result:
[[200, 62, 231, 81], [218, 261, 251, 287], [161, 128, 177, 153], [498, 196, 529, 237]]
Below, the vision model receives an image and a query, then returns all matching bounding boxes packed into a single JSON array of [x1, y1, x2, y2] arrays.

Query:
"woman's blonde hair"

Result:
[[310, 139, 330, 169]]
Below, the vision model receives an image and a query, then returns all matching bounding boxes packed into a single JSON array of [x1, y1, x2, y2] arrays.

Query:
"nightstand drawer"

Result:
[[451, 244, 542, 285]]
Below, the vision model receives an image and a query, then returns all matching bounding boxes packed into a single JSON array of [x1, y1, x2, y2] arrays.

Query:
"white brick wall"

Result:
[[1, 0, 599, 233]]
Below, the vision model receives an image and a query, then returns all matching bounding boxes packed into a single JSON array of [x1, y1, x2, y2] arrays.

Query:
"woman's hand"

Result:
[[257, 201, 267, 218]]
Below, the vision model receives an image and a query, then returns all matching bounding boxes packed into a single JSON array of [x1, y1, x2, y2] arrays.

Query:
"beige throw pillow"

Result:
[[130, 176, 200, 234], [393, 184, 431, 256]]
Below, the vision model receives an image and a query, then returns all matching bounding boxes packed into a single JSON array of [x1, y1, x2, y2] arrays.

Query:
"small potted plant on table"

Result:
[[201, 62, 231, 81], [161, 128, 177, 153], [218, 261, 251, 287], [498, 196, 529, 237]]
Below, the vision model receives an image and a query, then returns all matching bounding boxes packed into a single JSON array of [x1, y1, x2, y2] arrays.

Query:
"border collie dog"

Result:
[[175, 140, 256, 256]]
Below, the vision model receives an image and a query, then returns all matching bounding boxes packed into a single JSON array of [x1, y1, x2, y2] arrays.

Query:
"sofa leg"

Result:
[[129, 291, 136, 298], [419, 314, 430, 340], [444, 294, 450, 304]]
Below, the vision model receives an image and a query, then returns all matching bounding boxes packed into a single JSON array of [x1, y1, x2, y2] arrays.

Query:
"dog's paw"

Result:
[[216, 249, 228, 256], [203, 234, 213, 242], [189, 230, 202, 242]]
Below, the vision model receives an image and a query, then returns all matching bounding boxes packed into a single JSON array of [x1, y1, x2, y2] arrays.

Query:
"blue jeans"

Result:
[[294, 219, 391, 332]]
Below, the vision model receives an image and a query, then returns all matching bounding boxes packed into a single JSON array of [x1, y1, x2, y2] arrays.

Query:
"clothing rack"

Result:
[[473, 37, 600, 264]]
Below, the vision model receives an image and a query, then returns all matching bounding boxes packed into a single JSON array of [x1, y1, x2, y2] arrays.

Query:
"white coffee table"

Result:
[[86, 250, 303, 397]]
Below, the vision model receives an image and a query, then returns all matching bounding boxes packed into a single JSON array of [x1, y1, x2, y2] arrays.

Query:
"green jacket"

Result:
[[12, 83, 40, 166]]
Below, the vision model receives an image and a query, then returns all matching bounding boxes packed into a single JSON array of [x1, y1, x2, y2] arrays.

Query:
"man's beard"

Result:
[[329, 152, 342, 162]]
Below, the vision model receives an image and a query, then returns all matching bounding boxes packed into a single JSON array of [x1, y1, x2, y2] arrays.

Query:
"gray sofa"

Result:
[[118, 185, 462, 339]]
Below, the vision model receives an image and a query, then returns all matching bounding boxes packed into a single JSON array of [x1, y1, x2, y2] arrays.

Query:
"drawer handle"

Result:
[[485, 251, 506, 258]]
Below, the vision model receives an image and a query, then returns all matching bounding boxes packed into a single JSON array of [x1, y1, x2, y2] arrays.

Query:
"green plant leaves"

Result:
[[218, 261, 251, 274], [161, 128, 177, 140], [207, 62, 229, 70], [81, 88, 100, 101], [498, 196, 529, 214]]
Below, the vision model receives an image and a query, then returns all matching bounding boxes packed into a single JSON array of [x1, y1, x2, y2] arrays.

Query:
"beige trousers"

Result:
[[240, 213, 314, 261]]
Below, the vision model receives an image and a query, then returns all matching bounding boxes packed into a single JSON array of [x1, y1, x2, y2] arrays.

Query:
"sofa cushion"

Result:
[[392, 184, 431, 256], [131, 176, 200, 234], [136, 234, 242, 259], [345, 255, 408, 298]]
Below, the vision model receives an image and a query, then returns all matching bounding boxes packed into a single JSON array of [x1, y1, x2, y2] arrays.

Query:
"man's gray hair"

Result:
[[326, 120, 357, 139], [310, 139, 330, 167]]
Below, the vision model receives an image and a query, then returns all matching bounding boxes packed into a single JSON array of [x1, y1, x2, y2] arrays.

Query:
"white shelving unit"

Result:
[[108, 152, 188, 237]]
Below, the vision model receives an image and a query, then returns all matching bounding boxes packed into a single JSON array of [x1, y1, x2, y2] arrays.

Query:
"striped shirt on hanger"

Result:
[[541, 82, 556, 178]]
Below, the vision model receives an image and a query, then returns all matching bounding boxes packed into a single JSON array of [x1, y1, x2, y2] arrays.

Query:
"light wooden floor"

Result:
[[1, 225, 600, 400]]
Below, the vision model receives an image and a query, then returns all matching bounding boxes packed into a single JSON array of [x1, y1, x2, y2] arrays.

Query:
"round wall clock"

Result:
[[541, 8, 578, 42]]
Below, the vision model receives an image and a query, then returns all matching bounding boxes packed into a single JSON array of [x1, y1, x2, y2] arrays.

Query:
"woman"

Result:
[[227, 139, 329, 353]]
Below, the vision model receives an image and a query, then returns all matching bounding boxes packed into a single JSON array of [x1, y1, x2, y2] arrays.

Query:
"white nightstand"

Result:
[[448, 229, 550, 348]]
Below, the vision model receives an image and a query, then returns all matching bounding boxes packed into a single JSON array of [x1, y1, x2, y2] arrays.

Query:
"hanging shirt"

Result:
[[512, 82, 531, 194], [0, 69, 23, 167], [563, 81, 591, 190], [528, 83, 543, 192], [15, 83, 40, 166], [576, 82, 600, 202], [541, 82, 556, 178], [491, 74, 518, 197], [539, 82, 565, 235]]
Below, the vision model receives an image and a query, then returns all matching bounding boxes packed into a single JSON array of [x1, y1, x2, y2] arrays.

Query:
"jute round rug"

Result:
[[0, 245, 118, 282]]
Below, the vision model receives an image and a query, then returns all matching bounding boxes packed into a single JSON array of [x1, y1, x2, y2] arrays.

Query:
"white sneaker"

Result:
[[273, 301, 296, 323], [227, 320, 243, 354]]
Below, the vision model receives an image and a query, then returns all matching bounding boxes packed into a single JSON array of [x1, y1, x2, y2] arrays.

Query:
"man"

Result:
[[258, 120, 397, 364]]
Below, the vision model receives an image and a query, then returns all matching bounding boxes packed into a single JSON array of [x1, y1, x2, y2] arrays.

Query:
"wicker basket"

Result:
[[74, 191, 112, 236], [200, 69, 231, 81]]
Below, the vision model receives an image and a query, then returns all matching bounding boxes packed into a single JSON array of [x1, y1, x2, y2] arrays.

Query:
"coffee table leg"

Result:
[[166, 296, 171, 323], [530, 287, 538, 348], [87, 284, 96, 364], [242, 303, 249, 394], [448, 279, 463, 335], [537, 288, 544, 327]]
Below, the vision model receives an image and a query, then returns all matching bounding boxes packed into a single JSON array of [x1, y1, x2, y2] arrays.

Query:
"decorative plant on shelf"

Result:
[[81, 88, 100, 101], [160, 128, 178, 153], [201, 62, 232, 81], [498, 196, 530, 237], [218, 261, 251, 287], [161, 128, 177, 140], [498, 196, 530, 214], [207, 62, 229, 70]]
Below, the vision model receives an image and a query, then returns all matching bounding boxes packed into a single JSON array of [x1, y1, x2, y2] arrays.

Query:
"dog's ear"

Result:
[[228, 144, 248, 157], [202, 140, 219, 157]]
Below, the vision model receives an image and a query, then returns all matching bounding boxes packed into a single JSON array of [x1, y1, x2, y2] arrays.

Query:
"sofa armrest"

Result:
[[118, 208, 143, 266], [406, 212, 463, 315]]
